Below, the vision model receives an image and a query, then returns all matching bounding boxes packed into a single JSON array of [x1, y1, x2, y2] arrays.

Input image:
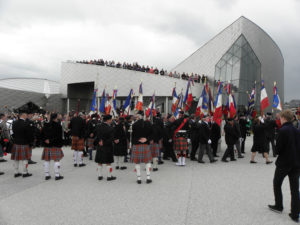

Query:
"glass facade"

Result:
[[214, 35, 261, 108]]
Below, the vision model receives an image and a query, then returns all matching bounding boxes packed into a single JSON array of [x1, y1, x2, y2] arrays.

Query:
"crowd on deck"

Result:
[[76, 59, 208, 83]]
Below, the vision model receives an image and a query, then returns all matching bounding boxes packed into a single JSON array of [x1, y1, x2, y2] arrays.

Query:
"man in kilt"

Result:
[[172, 112, 190, 166], [131, 111, 153, 184], [94, 115, 116, 181], [86, 113, 98, 161], [41, 113, 64, 180], [11, 109, 33, 178], [151, 116, 163, 171], [113, 117, 128, 170], [70, 112, 86, 167]]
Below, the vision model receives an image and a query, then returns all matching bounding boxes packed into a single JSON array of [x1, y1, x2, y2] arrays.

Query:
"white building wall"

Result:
[[60, 62, 203, 98]]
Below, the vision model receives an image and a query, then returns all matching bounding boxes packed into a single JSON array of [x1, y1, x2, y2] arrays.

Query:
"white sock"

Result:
[[176, 157, 181, 166], [78, 151, 83, 164], [73, 151, 78, 164], [44, 161, 50, 176], [107, 165, 113, 177], [97, 165, 103, 177], [54, 162, 61, 177], [145, 163, 151, 179], [23, 160, 28, 174], [153, 157, 158, 169], [135, 164, 141, 180], [114, 156, 119, 167], [14, 161, 19, 174], [181, 157, 186, 166]]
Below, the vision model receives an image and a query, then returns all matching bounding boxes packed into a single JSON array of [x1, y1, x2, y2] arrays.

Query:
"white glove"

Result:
[[208, 139, 212, 144], [168, 139, 172, 143], [187, 139, 191, 144], [260, 118, 264, 123]]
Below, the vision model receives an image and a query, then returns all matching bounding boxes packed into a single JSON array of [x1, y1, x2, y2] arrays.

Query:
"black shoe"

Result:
[[79, 163, 86, 167], [230, 158, 237, 161], [28, 160, 37, 164], [14, 173, 22, 178], [190, 158, 197, 161], [0, 172, 4, 175], [107, 176, 116, 181], [0, 159, 7, 163], [241, 151, 245, 154], [74, 164, 78, 167], [289, 213, 299, 222], [268, 205, 283, 213], [238, 155, 244, 158], [89, 158, 93, 161], [210, 159, 217, 163], [22, 173, 32, 178], [158, 161, 164, 165], [146, 179, 152, 184], [137, 180, 142, 184], [198, 160, 205, 164], [213, 155, 219, 158], [266, 161, 273, 165], [98, 176, 103, 181], [221, 159, 229, 162], [115, 166, 120, 170], [45, 176, 51, 180], [250, 160, 257, 164], [120, 166, 127, 170], [55, 175, 64, 181], [153, 168, 158, 172], [162, 157, 170, 160]]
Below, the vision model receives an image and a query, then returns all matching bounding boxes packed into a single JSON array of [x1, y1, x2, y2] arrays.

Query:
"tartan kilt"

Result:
[[87, 138, 95, 150], [41, 147, 64, 161], [11, 144, 31, 161], [71, 136, 85, 151], [131, 144, 152, 164], [173, 137, 188, 152], [150, 143, 160, 158]]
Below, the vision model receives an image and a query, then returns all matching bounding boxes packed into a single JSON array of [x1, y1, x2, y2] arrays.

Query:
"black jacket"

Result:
[[211, 122, 221, 142], [152, 122, 163, 143], [70, 116, 86, 138], [190, 120, 200, 141], [239, 118, 247, 138], [224, 122, 239, 145], [265, 118, 277, 139], [275, 122, 300, 168], [113, 122, 127, 146], [95, 122, 114, 148], [252, 123, 266, 147], [12, 119, 32, 145], [199, 122, 211, 144], [132, 119, 153, 145], [86, 119, 98, 138]]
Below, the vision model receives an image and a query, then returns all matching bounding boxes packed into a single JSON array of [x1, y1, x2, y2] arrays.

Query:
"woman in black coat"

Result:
[[113, 117, 127, 170], [250, 117, 272, 164]]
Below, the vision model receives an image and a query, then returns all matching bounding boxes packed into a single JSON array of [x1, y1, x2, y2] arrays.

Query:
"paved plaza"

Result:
[[0, 138, 296, 225]]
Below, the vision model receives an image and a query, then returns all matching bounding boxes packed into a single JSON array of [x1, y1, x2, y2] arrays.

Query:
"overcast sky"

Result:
[[0, 0, 299, 101]]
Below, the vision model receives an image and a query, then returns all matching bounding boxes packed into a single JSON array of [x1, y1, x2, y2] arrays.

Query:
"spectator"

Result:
[[149, 67, 154, 74], [160, 69, 165, 76], [154, 67, 159, 74]]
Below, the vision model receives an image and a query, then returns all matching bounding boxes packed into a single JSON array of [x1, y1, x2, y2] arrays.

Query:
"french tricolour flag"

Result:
[[260, 81, 270, 112], [123, 89, 133, 115], [227, 93, 236, 118], [213, 82, 222, 125], [136, 83, 143, 111], [171, 87, 178, 114], [272, 83, 282, 111], [183, 79, 193, 112], [195, 86, 208, 118], [112, 89, 117, 115], [146, 94, 156, 117]]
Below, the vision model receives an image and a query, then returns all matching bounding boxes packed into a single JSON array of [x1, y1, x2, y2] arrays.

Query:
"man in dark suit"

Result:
[[222, 118, 239, 162], [265, 112, 277, 157], [197, 115, 217, 164], [189, 114, 200, 161], [268, 110, 300, 223]]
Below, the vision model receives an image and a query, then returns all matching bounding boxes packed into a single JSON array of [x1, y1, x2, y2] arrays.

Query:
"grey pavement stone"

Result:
[[0, 137, 296, 225]]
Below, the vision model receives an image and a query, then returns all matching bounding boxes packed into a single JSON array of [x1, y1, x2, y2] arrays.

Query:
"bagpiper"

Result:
[[11, 108, 33, 178], [94, 114, 116, 181], [86, 113, 98, 160], [131, 111, 153, 184], [70, 112, 86, 167], [172, 111, 190, 166], [41, 113, 64, 180]]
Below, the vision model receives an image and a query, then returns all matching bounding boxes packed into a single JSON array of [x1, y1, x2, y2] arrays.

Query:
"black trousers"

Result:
[[241, 136, 246, 153], [266, 137, 276, 156], [222, 144, 235, 160], [190, 139, 199, 159], [273, 167, 300, 216], [164, 143, 177, 161], [198, 143, 214, 162], [211, 140, 218, 156]]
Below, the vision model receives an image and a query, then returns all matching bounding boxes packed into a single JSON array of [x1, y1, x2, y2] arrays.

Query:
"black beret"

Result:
[[102, 114, 112, 121]]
